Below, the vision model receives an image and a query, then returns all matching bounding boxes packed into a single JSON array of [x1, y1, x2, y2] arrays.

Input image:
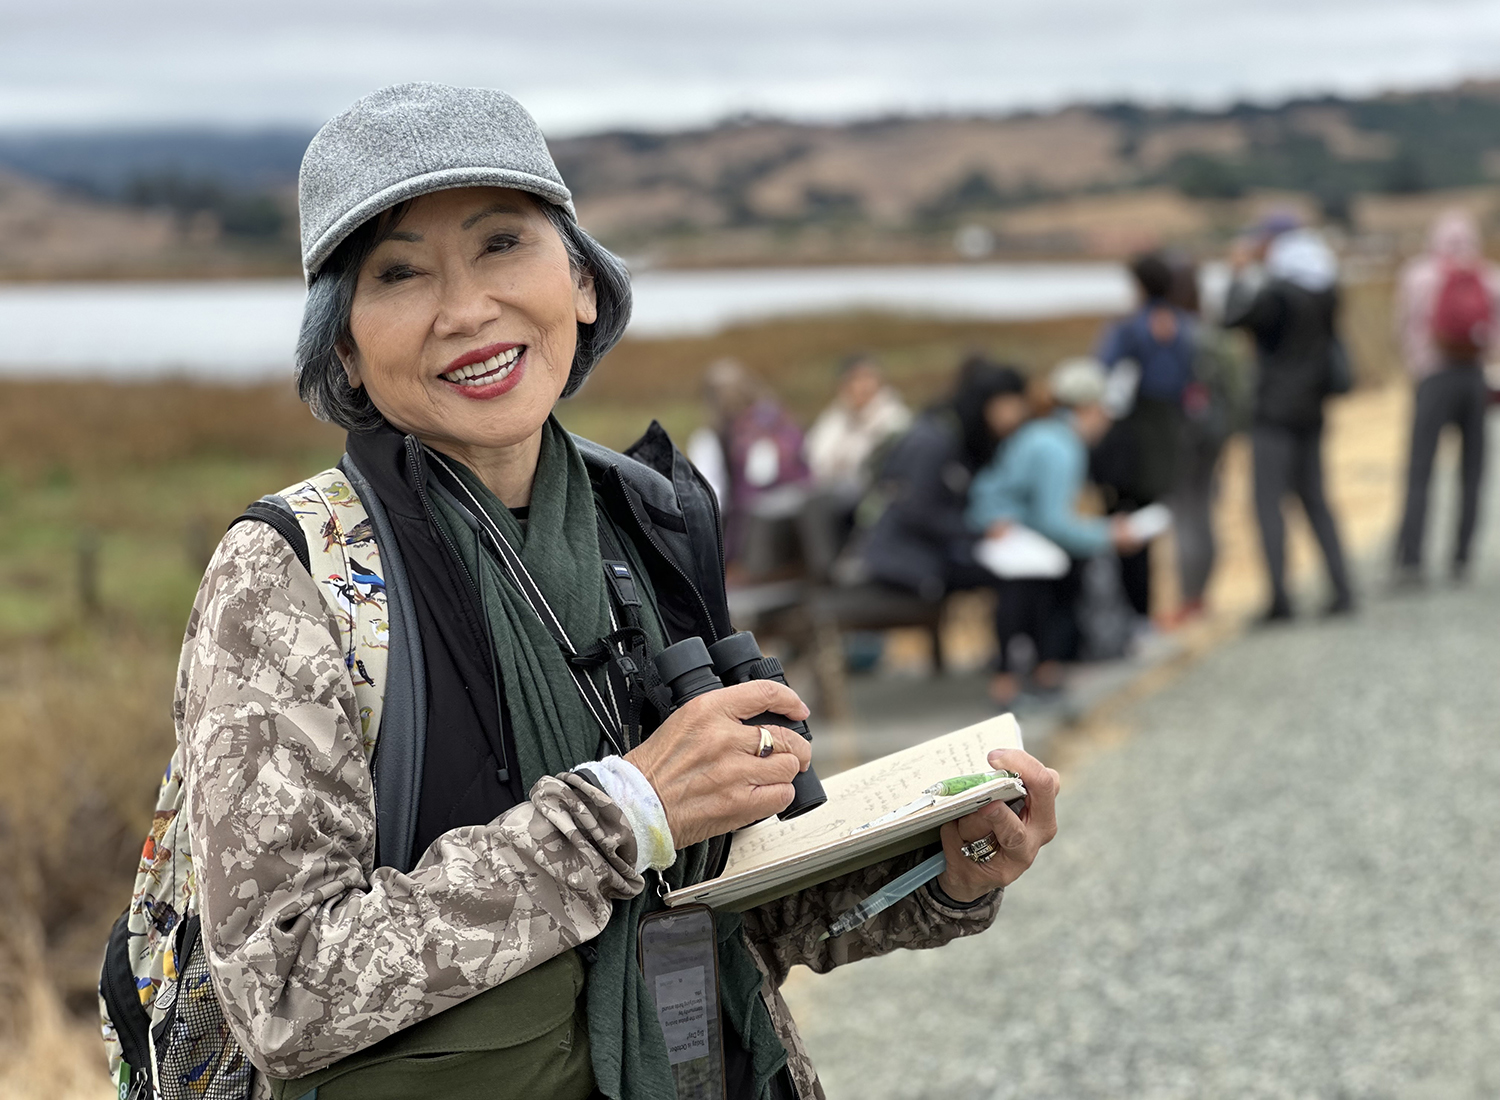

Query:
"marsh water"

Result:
[[0, 261, 1134, 380]]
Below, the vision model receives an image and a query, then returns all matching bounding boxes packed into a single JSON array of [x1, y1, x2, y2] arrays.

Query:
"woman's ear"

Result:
[[336, 341, 364, 389], [573, 268, 598, 326]]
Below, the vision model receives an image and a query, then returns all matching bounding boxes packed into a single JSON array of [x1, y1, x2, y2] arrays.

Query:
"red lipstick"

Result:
[[438, 342, 527, 401], [442, 341, 522, 375]]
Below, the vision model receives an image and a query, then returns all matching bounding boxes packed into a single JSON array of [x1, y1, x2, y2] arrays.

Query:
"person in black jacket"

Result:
[[1223, 223, 1355, 620], [861, 358, 1030, 601]]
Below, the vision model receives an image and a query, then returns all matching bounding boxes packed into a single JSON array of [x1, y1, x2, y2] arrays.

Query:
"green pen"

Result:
[[850, 770, 1022, 835], [924, 769, 1020, 797]]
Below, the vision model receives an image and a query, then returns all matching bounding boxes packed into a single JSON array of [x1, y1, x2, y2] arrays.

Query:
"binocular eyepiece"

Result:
[[654, 631, 827, 820]]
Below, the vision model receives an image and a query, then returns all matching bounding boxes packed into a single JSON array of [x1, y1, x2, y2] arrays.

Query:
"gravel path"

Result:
[[782, 426, 1500, 1099]]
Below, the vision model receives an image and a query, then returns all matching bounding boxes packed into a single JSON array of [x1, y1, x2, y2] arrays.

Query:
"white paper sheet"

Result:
[[976, 527, 1071, 579], [1126, 503, 1173, 542]]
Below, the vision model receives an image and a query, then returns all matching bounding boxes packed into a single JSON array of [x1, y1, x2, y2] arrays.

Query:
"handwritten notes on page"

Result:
[[665, 714, 1024, 911]]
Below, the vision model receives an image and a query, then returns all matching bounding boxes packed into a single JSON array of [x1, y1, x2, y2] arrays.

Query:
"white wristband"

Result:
[[578, 756, 677, 874]]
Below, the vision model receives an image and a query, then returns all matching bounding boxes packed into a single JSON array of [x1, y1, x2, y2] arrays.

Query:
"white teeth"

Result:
[[442, 346, 522, 385]]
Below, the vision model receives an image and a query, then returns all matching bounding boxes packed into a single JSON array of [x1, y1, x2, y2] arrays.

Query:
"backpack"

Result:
[[1183, 326, 1252, 443], [98, 467, 392, 1100], [1431, 264, 1494, 360]]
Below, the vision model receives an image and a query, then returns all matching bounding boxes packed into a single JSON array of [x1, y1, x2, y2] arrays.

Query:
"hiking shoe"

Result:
[[1253, 603, 1294, 627]]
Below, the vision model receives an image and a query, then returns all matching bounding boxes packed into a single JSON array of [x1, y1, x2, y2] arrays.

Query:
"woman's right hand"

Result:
[[625, 681, 813, 849]]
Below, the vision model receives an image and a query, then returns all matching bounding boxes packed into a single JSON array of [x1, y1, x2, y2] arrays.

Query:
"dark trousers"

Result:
[[1167, 428, 1224, 605], [994, 566, 1083, 672], [1117, 545, 1151, 617], [1092, 399, 1183, 619], [1395, 366, 1489, 570], [1252, 423, 1352, 611]]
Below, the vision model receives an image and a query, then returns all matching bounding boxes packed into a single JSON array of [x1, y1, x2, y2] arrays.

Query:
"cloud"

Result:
[[2, 0, 1498, 133]]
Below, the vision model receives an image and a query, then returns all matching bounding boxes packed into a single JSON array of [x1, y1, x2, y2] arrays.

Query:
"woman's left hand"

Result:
[[935, 749, 1059, 904]]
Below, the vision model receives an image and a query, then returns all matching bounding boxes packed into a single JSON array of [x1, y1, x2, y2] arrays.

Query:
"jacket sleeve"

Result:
[[1027, 436, 1112, 558], [885, 426, 971, 546], [177, 521, 645, 1080], [1095, 316, 1132, 367], [965, 454, 1012, 531], [740, 848, 1001, 987], [1222, 276, 1284, 344]]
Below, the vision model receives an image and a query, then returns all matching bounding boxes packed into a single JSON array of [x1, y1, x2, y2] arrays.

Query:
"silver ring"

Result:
[[961, 836, 998, 865], [757, 726, 776, 758]]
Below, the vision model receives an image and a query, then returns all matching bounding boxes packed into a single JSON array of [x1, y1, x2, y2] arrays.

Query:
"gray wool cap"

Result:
[[298, 82, 575, 280]]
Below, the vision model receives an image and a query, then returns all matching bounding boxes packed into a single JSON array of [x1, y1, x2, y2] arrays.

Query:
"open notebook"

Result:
[[664, 714, 1025, 912]]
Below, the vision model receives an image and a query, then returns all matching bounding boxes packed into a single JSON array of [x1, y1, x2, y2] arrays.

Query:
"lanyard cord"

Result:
[[423, 449, 628, 758]]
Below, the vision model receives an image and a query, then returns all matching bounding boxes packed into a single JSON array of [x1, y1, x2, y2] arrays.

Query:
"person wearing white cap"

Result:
[[968, 358, 1143, 708], [124, 83, 1061, 1100], [1224, 218, 1355, 620]]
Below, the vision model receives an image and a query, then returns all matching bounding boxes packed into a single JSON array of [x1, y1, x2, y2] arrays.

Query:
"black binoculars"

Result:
[[654, 631, 827, 820]]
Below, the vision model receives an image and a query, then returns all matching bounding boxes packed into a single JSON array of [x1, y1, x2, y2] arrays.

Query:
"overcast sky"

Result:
[[5, 0, 1500, 135]]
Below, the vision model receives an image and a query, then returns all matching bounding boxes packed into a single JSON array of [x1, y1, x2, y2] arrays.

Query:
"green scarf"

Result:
[[430, 417, 786, 1100]]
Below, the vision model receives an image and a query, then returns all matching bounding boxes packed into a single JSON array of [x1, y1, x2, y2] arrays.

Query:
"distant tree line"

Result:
[[121, 172, 288, 240], [0, 128, 308, 243]]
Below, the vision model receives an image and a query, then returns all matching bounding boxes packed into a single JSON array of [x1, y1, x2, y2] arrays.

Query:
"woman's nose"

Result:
[[433, 269, 502, 337]]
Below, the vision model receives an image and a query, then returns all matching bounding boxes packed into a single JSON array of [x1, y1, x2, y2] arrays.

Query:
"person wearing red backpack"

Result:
[[1393, 209, 1498, 583]]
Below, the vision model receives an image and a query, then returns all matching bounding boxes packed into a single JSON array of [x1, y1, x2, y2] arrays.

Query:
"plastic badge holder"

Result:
[[638, 904, 726, 1100]]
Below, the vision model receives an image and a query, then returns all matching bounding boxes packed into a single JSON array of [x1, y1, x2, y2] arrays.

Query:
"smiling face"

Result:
[[340, 186, 597, 464]]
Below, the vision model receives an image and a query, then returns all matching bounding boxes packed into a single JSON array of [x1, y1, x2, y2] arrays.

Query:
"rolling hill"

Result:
[[3, 81, 1499, 275]]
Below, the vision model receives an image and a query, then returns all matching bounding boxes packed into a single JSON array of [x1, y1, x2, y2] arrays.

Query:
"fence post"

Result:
[[77, 527, 101, 618]]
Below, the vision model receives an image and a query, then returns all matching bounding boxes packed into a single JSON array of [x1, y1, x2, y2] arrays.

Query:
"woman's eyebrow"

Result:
[[380, 229, 422, 243], [462, 202, 527, 230]]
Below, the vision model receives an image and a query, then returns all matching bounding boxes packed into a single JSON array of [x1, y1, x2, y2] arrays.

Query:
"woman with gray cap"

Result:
[[158, 84, 1058, 1100]]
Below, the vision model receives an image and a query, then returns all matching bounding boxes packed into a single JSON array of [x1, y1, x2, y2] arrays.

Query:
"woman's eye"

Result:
[[375, 264, 417, 284], [483, 234, 519, 255]]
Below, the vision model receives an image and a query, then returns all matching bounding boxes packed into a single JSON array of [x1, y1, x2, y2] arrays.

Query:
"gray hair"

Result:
[[295, 199, 632, 432]]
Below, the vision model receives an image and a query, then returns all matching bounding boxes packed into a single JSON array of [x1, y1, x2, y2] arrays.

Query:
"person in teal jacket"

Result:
[[968, 358, 1141, 707]]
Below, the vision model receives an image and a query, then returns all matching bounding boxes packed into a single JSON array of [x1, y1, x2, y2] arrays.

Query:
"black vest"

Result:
[[341, 421, 732, 858]]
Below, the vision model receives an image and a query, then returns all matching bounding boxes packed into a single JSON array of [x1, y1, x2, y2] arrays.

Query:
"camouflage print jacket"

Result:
[[180, 521, 1001, 1100]]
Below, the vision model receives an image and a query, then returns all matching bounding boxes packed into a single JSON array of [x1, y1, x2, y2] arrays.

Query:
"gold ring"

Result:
[[961, 836, 998, 865], [757, 726, 776, 758]]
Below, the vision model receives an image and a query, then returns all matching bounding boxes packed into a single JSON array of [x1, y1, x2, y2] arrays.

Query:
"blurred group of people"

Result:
[[686, 206, 1495, 710]]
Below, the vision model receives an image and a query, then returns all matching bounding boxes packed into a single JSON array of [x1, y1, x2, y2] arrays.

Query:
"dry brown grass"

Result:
[[0, 981, 115, 1100], [0, 378, 346, 1088], [0, 377, 341, 478]]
